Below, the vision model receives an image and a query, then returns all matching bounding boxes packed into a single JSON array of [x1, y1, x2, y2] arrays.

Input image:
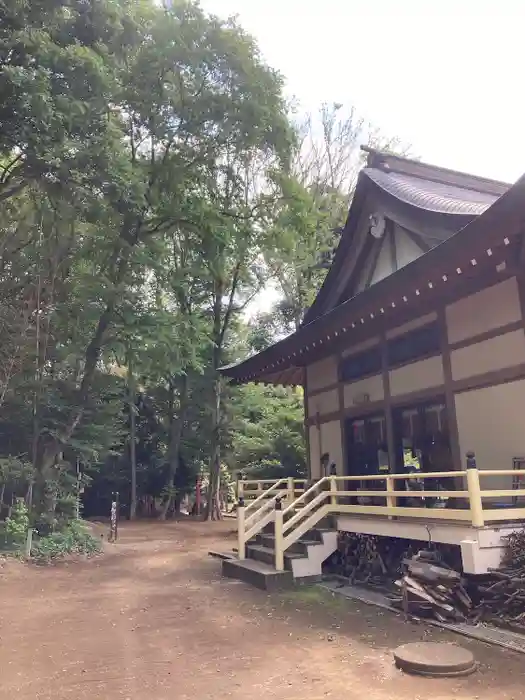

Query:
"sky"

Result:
[[200, 0, 525, 183]]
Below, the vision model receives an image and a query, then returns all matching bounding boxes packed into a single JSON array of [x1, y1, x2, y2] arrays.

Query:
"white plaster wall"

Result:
[[389, 355, 444, 396], [395, 226, 427, 269], [369, 236, 392, 285], [446, 277, 521, 344], [343, 374, 384, 408], [451, 330, 525, 381], [308, 389, 339, 416], [455, 379, 525, 490], [306, 356, 338, 392], [320, 420, 344, 476], [309, 425, 321, 480]]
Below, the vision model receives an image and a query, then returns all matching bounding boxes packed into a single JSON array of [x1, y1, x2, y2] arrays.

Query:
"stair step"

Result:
[[208, 550, 235, 561], [222, 557, 294, 591], [259, 533, 321, 554], [246, 543, 305, 570]]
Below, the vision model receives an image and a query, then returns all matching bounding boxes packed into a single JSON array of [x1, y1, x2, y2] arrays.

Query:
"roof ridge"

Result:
[[361, 146, 510, 196]]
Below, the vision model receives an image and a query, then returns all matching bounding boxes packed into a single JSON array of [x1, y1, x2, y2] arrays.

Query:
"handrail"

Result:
[[330, 471, 466, 481], [245, 490, 283, 528], [282, 477, 328, 517], [235, 464, 525, 574], [282, 489, 328, 534], [243, 478, 287, 515]]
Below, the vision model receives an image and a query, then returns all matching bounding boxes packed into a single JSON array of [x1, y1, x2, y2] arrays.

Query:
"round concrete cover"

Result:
[[393, 642, 477, 677]]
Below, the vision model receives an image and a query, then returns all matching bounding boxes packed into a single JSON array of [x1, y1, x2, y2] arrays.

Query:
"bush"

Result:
[[5, 500, 29, 548], [31, 520, 102, 563]]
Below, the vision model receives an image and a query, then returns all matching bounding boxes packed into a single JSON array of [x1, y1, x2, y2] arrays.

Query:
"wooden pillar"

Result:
[[303, 368, 312, 480], [380, 332, 396, 474], [438, 307, 462, 476]]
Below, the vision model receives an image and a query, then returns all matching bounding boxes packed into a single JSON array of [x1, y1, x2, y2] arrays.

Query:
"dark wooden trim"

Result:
[[364, 236, 384, 290], [515, 269, 525, 336], [389, 220, 398, 273], [308, 380, 341, 397], [387, 348, 442, 373], [306, 398, 387, 427], [310, 362, 525, 426], [448, 319, 523, 352], [453, 362, 525, 395], [390, 384, 447, 407], [330, 266, 514, 365], [337, 351, 347, 476], [438, 307, 462, 473], [401, 226, 432, 253], [303, 368, 312, 480], [381, 332, 396, 473]]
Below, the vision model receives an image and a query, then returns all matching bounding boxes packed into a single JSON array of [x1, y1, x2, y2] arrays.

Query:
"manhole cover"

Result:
[[393, 642, 477, 677]]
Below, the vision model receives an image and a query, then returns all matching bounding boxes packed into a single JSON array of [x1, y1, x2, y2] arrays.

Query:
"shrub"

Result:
[[5, 500, 29, 548], [31, 520, 102, 563]]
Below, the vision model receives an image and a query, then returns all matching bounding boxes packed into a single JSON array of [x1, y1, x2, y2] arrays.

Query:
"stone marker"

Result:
[[393, 642, 477, 677]]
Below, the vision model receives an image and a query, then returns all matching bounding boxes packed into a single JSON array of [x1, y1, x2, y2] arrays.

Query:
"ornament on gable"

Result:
[[369, 213, 386, 239]]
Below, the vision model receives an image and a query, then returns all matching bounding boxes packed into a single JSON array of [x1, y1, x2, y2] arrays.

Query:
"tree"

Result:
[[0, 0, 142, 202], [225, 383, 306, 480], [263, 104, 411, 334]]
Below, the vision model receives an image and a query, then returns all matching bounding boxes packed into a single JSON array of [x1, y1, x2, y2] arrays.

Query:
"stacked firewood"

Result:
[[390, 551, 473, 623], [476, 530, 525, 630]]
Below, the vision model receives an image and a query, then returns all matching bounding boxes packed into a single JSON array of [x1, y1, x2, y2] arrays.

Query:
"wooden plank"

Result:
[[336, 490, 468, 498], [482, 508, 525, 521], [333, 503, 473, 521]]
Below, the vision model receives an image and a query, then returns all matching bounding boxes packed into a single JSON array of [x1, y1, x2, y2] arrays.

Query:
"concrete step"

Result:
[[246, 543, 305, 571], [258, 533, 321, 554], [222, 557, 294, 591]]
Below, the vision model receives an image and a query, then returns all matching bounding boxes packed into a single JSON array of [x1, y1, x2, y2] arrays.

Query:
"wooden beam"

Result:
[[401, 226, 433, 253], [388, 219, 398, 273], [438, 307, 462, 475]]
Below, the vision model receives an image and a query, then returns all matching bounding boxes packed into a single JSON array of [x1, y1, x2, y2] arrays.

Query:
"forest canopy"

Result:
[[0, 0, 404, 529]]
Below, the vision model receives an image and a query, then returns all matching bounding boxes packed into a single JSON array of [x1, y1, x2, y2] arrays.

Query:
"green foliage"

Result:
[[0, 0, 404, 528], [226, 384, 306, 479], [4, 499, 29, 547], [31, 520, 101, 563]]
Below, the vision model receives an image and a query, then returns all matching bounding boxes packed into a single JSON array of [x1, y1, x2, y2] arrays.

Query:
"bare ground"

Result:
[[0, 520, 524, 700]]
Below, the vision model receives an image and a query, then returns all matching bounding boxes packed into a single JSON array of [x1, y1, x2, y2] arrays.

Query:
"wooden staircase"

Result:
[[221, 486, 338, 590]]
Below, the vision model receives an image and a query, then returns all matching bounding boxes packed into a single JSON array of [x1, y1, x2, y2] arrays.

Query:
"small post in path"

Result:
[[237, 497, 246, 560], [109, 491, 120, 542], [195, 476, 202, 516], [274, 496, 284, 571], [24, 528, 33, 558], [466, 451, 484, 527]]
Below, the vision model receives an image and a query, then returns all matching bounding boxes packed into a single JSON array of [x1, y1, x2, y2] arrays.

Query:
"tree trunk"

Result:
[[158, 373, 188, 520], [36, 243, 131, 475], [127, 349, 137, 520], [205, 370, 222, 521]]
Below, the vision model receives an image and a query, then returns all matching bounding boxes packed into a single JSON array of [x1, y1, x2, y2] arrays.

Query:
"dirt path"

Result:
[[0, 521, 524, 700]]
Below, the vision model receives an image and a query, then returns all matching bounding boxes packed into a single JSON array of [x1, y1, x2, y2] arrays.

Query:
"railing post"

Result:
[[386, 475, 395, 519], [274, 497, 285, 571], [330, 475, 337, 507], [287, 477, 294, 503], [237, 497, 246, 560], [237, 477, 244, 503], [466, 451, 484, 527]]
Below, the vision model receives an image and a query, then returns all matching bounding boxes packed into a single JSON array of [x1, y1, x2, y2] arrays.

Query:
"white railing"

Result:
[[235, 465, 525, 572], [236, 477, 306, 560]]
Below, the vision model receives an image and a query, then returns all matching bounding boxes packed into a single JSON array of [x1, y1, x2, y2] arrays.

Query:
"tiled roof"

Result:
[[364, 167, 502, 216]]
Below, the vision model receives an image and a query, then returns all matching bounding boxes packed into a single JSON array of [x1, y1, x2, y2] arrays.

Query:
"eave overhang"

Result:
[[220, 174, 525, 387]]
